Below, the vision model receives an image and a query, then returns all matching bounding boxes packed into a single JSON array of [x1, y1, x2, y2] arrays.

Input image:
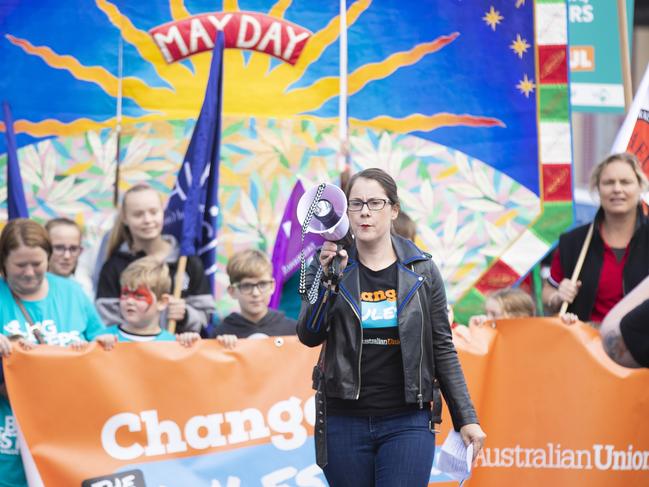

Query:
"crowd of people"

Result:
[[0, 154, 648, 486], [0, 187, 298, 485]]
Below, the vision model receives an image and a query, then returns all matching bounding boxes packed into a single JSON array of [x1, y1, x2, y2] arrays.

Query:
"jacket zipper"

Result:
[[309, 288, 328, 332], [414, 269, 425, 409], [340, 290, 363, 399]]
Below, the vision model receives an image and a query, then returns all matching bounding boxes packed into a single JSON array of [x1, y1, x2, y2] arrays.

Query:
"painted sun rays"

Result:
[[2, 0, 504, 138]]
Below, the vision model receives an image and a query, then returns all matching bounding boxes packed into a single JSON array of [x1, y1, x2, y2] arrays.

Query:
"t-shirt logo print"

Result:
[[0, 414, 19, 455], [361, 289, 397, 329], [3, 319, 82, 346]]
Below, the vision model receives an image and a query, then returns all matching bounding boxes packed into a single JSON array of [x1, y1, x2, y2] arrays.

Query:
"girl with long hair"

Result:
[[96, 184, 214, 333]]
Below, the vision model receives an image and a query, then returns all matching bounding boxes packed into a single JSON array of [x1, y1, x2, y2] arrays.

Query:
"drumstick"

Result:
[[168, 255, 187, 334]]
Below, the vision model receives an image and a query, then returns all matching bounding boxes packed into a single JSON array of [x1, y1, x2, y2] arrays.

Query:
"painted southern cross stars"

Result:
[[516, 74, 535, 98], [483, 6, 503, 31], [510, 34, 530, 59], [516, 0, 526, 7]]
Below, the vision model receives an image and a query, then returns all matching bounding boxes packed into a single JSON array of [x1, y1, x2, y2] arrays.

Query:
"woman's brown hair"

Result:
[[0, 219, 51, 276], [344, 167, 401, 212]]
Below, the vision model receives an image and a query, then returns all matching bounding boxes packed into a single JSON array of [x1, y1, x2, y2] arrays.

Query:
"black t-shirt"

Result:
[[620, 299, 649, 367], [328, 261, 417, 416]]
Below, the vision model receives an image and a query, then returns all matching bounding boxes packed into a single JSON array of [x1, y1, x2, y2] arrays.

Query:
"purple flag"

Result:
[[3, 102, 29, 219], [269, 180, 324, 309]]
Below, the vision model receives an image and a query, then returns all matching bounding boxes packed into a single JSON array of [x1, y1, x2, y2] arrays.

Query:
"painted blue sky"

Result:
[[0, 0, 539, 192]]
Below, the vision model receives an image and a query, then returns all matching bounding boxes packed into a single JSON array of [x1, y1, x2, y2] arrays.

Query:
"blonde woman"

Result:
[[543, 153, 649, 323]]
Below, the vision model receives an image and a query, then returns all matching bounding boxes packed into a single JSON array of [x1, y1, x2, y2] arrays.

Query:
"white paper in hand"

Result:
[[436, 430, 473, 486]]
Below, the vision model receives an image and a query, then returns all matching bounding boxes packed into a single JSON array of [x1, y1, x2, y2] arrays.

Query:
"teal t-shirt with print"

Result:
[[0, 396, 26, 487], [0, 273, 106, 486], [101, 324, 176, 342], [0, 273, 105, 345]]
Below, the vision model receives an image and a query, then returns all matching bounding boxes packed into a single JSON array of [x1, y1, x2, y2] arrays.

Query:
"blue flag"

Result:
[[163, 33, 224, 292], [2, 101, 29, 219]]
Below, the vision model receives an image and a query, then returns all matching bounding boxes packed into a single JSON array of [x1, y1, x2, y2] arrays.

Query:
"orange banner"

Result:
[[4, 319, 649, 486]]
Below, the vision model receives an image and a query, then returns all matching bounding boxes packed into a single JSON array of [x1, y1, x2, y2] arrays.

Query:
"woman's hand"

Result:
[[17, 339, 36, 351], [452, 324, 473, 343], [0, 335, 11, 358], [69, 340, 90, 352], [468, 314, 490, 328], [176, 332, 201, 347], [554, 279, 581, 307], [559, 312, 579, 325], [460, 423, 487, 462], [318, 241, 348, 277], [167, 297, 187, 321], [216, 334, 238, 349]]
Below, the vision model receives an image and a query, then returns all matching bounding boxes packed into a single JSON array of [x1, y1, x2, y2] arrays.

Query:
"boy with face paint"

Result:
[[93, 257, 201, 348]]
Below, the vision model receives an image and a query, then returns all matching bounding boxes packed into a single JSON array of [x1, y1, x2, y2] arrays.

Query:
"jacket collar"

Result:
[[593, 205, 646, 235], [339, 235, 429, 318]]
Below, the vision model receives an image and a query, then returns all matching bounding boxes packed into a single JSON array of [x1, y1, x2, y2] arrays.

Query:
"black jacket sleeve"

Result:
[[95, 255, 123, 326], [296, 254, 336, 347], [426, 260, 479, 430]]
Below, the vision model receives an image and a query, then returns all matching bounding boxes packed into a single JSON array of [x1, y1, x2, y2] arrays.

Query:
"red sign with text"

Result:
[[150, 12, 312, 64]]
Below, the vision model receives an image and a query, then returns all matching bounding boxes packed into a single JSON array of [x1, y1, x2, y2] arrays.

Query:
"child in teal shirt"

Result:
[[93, 257, 202, 348]]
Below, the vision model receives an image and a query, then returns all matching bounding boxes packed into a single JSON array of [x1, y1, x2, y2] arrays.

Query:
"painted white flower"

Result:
[[235, 120, 296, 173], [350, 131, 407, 176], [418, 208, 481, 281], [20, 140, 97, 214], [86, 130, 117, 193], [400, 178, 436, 224]]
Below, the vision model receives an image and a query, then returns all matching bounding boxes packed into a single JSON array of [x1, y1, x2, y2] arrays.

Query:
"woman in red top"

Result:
[[543, 153, 649, 323]]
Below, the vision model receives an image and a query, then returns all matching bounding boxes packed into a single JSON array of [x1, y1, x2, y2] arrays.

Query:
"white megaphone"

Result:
[[296, 183, 349, 241]]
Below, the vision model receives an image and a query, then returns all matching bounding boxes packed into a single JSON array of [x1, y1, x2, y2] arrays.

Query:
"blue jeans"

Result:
[[323, 409, 435, 487]]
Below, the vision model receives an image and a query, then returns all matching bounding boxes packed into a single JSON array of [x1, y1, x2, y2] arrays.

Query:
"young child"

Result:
[[471, 288, 536, 325], [467, 287, 577, 328], [94, 257, 203, 349], [214, 249, 296, 339]]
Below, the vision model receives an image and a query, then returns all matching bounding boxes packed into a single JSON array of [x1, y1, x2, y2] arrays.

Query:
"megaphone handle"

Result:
[[329, 244, 343, 286]]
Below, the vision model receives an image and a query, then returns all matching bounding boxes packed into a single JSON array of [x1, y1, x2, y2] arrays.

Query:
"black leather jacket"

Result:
[[297, 235, 478, 430]]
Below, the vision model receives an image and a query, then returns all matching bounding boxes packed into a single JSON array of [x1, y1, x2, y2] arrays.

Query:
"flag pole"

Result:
[[559, 223, 594, 315], [339, 0, 350, 189], [617, 0, 633, 111], [113, 32, 124, 207], [168, 256, 187, 334]]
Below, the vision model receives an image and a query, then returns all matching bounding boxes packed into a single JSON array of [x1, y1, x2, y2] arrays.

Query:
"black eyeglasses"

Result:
[[232, 280, 274, 295], [348, 198, 392, 212], [52, 244, 82, 256]]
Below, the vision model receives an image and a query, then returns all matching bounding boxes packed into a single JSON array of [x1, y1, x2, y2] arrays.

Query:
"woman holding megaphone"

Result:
[[297, 168, 485, 486]]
